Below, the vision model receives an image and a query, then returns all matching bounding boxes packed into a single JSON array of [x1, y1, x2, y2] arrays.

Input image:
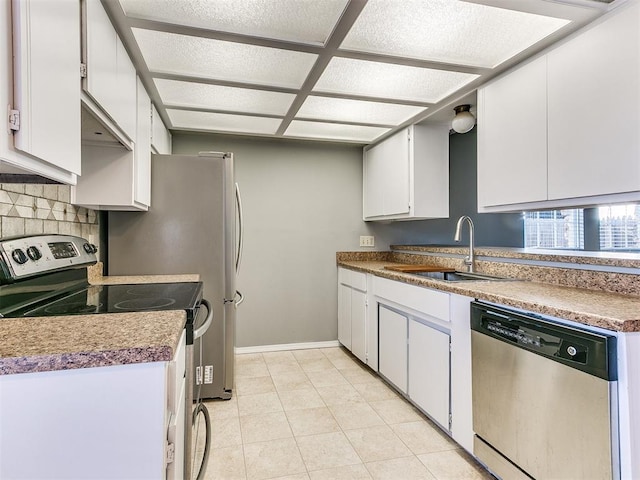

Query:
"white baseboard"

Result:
[[235, 340, 341, 355]]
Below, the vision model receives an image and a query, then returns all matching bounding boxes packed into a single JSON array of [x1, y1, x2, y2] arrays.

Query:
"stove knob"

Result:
[[83, 243, 98, 254], [27, 246, 42, 261], [11, 248, 28, 265]]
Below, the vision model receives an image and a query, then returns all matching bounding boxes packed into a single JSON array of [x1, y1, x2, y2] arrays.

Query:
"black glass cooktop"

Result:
[[13, 282, 203, 317]]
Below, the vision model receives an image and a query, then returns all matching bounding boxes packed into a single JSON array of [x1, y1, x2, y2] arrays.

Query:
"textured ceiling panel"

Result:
[[296, 96, 425, 126], [314, 57, 479, 103], [132, 28, 318, 88], [110, 0, 607, 144], [154, 78, 296, 115], [167, 109, 282, 135], [340, 0, 570, 68], [284, 120, 390, 143], [120, 0, 348, 46]]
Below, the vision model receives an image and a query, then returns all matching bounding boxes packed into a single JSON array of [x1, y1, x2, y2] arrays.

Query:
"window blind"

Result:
[[599, 205, 640, 250], [524, 209, 584, 249]]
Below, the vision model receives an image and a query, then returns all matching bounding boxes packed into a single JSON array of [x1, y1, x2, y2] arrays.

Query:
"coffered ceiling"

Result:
[[104, 0, 618, 145]]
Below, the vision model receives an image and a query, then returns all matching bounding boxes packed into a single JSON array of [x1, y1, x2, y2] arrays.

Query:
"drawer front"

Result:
[[374, 276, 449, 322], [338, 267, 367, 292], [350, 271, 367, 292]]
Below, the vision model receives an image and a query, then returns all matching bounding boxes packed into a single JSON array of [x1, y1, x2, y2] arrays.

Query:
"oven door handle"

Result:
[[194, 299, 213, 340]]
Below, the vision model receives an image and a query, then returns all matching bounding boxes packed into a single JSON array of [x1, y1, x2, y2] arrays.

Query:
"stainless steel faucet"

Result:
[[454, 215, 475, 273]]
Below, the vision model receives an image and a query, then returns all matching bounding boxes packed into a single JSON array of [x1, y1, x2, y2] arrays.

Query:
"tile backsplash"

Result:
[[0, 184, 100, 247]]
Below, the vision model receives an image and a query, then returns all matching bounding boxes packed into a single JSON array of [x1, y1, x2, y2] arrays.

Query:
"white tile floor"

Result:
[[194, 347, 494, 480]]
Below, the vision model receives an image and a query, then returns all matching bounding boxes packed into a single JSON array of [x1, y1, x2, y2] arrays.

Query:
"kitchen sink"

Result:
[[412, 271, 514, 282]]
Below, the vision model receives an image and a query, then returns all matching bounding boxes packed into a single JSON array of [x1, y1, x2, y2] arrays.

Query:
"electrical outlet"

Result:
[[359, 235, 375, 247]]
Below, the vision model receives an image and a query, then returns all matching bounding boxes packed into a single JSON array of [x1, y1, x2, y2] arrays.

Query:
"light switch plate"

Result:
[[360, 235, 375, 247]]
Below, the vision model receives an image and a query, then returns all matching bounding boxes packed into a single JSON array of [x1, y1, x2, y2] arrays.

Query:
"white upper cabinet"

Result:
[[151, 105, 172, 154], [134, 78, 151, 207], [478, 1, 640, 212], [547, 2, 640, 200], [83, 0, 137, 142], [0, 0, 80, 183], [363, 124, 449, 221], [477, 56, 547, 208], [72, 77, 152, 211]]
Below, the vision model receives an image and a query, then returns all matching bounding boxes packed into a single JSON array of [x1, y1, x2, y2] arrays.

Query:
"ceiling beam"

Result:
[[275, 0, 369, 136]]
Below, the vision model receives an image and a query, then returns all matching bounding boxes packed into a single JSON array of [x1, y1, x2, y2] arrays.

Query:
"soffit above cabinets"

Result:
[[110, 0, 618, 145]]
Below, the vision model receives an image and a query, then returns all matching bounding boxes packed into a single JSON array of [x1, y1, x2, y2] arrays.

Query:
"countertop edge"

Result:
[[337, 260, 640, 333], [0, 345, 174, 376]]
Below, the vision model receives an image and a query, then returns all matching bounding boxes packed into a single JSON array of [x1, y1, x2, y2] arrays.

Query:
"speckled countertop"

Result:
[[338, 259, 640, 333], [0, 310, 186, 375], [0, 265, 200, 376]]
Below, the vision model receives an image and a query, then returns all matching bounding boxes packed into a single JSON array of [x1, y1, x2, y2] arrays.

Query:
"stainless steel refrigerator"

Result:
[[107, 152, 243, 400]]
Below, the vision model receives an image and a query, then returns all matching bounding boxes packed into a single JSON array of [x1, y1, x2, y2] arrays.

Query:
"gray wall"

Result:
[[172, 133, 370, 347], [369, 128, 523, 248], [172, 130, 522, 348]]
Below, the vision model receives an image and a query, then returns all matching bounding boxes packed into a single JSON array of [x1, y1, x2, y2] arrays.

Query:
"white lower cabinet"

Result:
[[0, 331, 186, 479], [351, 289, 367, 363], [408, 319, 450, 430], [378, 305, 408, 394], [337, 268, 368, 364], [338, 282, 352, 350], [370, 275, 473, 452]]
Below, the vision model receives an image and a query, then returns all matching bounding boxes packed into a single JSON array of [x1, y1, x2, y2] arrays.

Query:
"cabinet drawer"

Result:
[[338, 268, 367, 292], [374, 276, 449, 322]]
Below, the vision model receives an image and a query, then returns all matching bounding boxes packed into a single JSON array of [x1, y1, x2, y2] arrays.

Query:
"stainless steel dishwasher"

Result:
[[471, 302, 618, 480]]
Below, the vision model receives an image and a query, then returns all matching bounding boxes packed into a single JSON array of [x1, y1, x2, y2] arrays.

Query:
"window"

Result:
[[523, 204, 640, 251], [599, 204, 640, 250], [524, 209, 584, 249]]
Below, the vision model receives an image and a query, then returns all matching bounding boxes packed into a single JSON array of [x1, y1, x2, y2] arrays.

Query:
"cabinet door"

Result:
[[84, 0, 118, 121], [84, 0, 136, 141], [151, 105, 172, 154], [115, 37, 137, 140], [363, 128, 410, 218], [351, 289, 366, 363], [11, 0, 80, 176], [135, 78, 151, 207], [338, 283, 352, 350], [378, 305, 408, 393], [363, 142, 386, 218], [408, 320, 450, 430], [383, 128, 410, 216], [477, 56, 547, 207], [547, 3, 640, 200]]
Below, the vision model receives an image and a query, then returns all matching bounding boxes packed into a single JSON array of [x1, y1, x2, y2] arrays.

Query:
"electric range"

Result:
[[0, 233, 213, 479], [0, 234, 204, 343]]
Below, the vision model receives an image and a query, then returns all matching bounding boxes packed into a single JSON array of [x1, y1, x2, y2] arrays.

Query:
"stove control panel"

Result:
[[0, 234, 97, 282]]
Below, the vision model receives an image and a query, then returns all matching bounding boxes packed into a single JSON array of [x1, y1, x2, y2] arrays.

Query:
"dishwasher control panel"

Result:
[[484, 319, 589, 364], [471, 301, 616, 381]]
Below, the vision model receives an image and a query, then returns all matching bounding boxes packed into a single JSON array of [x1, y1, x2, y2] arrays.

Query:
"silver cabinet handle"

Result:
[[235, 182, 244, 274], [235, 290, 244, 308], [194, 299, 213, 339]]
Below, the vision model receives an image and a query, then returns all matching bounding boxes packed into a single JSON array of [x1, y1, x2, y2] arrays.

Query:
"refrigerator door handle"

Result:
[[194, 299, 213, 340], [234, 290, 244, 308], [235, 182, 244, 274]]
